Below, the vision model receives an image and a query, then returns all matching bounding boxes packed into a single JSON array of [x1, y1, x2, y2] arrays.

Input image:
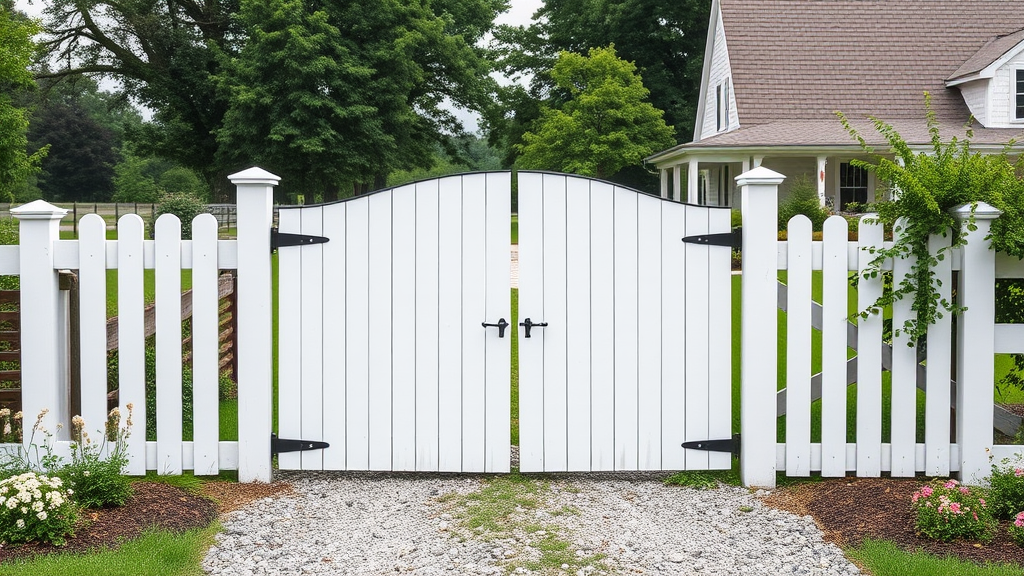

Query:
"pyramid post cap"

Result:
[[229, 167, 281, 185], [735, 166, 786, 187], [10, 200, 68, 220], [952, 201, 1002, 220]]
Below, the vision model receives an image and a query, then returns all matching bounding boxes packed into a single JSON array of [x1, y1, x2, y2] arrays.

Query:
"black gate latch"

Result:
[[271, 228, 330, 253], [682, 433, 741, 456], [271, 433, 330, 456]]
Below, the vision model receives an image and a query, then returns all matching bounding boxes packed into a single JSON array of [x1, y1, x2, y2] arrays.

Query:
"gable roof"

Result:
[[948, 28, 1024, 83], [720, 0, 1024, 126]]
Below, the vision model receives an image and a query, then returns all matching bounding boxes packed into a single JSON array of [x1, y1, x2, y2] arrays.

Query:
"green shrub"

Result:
[[158, 167, 208, 201], [1010, 512, 1024, 547], [912, 479, 995, 542], [987, 456, 1024, 519], [0, 218, 18, 291], [152, 193, 208, 240], [219, 371, 237, 401], [62, 408, 133, 509], [778, 174, 830, 232], [0, 472, 78, 546]]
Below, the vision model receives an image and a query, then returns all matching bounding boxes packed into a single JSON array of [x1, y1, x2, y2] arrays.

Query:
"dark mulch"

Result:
[[0, 481, 217, 563], [764, 477, 1024, 567]]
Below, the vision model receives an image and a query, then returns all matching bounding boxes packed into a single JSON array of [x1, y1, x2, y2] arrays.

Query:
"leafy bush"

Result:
[[1010, 512, 1024, 548], [912, 479, 995, 542], [152, 193, 208, 240], [987, 457, 1024, 519], [62, 407, 133, 509], [159, 167, 208, 201], [0, 472, 78, 546], [0, 217, 18, 291], [219, 371, 237, 401], [778, 174, 829, 232]]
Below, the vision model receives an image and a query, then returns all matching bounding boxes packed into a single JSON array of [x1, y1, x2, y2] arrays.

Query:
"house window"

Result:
[[717, 165, 731, 206], [716, 84, 722, 131], [723, 80, 731, 131], [1015, 69, 1024, 120], [839, 163, 868, 209]]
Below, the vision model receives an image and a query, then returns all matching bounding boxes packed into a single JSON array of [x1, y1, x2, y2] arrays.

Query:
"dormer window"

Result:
[[1016, 68, 1024, 120]]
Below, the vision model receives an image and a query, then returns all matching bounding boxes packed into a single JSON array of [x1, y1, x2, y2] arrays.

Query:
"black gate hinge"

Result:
[[271, 227, 330, 253], [682, 433, 741, 456], [682, 227, 742, 249], [271, 433, 330, 456]]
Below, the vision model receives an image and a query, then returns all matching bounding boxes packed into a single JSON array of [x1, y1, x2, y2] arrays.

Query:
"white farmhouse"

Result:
[[647, 0, 1024, 208]]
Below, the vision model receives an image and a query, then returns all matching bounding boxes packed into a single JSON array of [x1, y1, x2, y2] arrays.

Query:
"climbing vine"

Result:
[[838, 94, 1024, 346]]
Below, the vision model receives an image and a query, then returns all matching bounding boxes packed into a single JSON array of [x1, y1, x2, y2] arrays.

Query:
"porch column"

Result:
[[742, 158, 751, 173], [687, 160, 699, 203], [660, 168, 670, 199], [672, 164, 683, 202], [816, 156, 827, 206], [753, 155, 764, 167]]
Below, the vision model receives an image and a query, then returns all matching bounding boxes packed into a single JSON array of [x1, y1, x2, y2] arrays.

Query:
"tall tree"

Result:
[[515, 46, 674, 179], [0, 3, 47, 202], [486, 0, 708, 168], [39, 0, 505, 197]]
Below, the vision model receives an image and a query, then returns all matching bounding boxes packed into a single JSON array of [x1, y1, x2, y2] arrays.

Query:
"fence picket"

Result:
[[683, 205, 710, 470], [392, 185, 417, 471], [613, 186, 639, 470], [707, 206, 733, 471], [414, 180, 440, 471], [660, 201, 687, 470], [299, 207, 324, 470], [564, 177, 592, 471], [461, 175, 488, 472], [368, 193, 393, 470], [344, 200, 370, 470], [541, 174, 568, 472], [589, 182, 615, 471], [276, 208, 302, 470], [77, 215, 108, 446], [785, 216, 812, 476], [636, 195, 663, 470], [856, 216, 884, 477], [155, 215, 183, 475], [436, 177, 464, 471], [925, 232, 953, 477], [191, 215, 220, 475], [889, 219, 917, 477], [321, 202, 347, 470], [483, 172, 511, 473], [117, 215, 147, 475]]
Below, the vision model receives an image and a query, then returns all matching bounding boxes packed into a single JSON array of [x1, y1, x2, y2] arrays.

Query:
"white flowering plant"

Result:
[[0, 472, 77, 546], [0, 409, 63, 478], [61, 405, 134, 508]]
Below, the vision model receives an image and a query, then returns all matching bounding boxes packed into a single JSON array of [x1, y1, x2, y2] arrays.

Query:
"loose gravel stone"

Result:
[[203, 471, 858, 575]]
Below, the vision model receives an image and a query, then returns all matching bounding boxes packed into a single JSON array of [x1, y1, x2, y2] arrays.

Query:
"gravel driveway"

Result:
[[203, 470, 860, 576]]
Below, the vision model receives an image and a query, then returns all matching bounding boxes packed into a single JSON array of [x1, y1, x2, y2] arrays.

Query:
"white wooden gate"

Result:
[[276, 173, 511, 472], [517, 173, 734, 472]]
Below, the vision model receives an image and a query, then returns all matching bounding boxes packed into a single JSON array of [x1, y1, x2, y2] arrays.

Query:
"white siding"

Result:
[[760, 157, 816, 200], [958, 80, 988, 126], [700, 7, 739, 139], [989, 50, 1024, 127]]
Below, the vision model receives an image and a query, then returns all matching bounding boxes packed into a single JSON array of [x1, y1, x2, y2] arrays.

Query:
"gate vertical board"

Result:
[[321, 202, 346, 470], [78, 215, 108, 453], [925, 232, 953, 477], [820, 216, 849, 476], [542, 174, 568, 471], [785, 216, 812, 477], [683, 204, 710, 470], [392, 186, 417, 471], [277, 208, 302, 471], [565, 177, 592, 472], [118, 215, 147, 475], [300, 207, 325, 470], [415, 179, 440, 471], [192, 215, 220, 474], [518, 173, 732, 472], [277, 174, 510, 472], [856, 217, 884, 477], [636, 195, 662, 470], [484, 173, 512, 473], [890, 220, 917, 477], [613, 186, 639, 470]]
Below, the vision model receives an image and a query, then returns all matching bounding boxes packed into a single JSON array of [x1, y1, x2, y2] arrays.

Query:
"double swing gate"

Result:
[[275, 172, 733, 473]]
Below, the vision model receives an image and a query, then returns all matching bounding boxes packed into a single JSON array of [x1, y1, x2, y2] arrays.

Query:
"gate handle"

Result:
[[519, 318, 548, 338], [482, 318, 509, 338]]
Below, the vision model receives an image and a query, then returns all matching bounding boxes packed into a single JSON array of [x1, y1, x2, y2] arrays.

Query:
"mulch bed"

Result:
[[0, 479, 291, 563], [764, 477, 1024, 567]]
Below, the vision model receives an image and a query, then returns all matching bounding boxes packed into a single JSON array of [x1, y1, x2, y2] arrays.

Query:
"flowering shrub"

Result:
[[912, 479, 995, 542], [1009, 512, 1024, 548], [0, 472, 77, 546], [61, 406, 134, 508], [988, 456, 1024, 519]]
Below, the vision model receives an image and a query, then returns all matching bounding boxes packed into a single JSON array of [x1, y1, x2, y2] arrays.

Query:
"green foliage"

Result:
[[0, 7, 47, 202], [107, 345, 195, 442], [986, 456, 1024, 520], [839, 95, 1024, 345], [911, 479, 995, 542], [112, 152, 161, 203], [0, 216, 19, 290], [0, 472, 78, 546], [154, 193, 208, 240], [28, 99, 117, 202], [1009, 512, 1024, 548], [218, 371, 236, 401], [158, 167, 207, 200], [515, 45, 674, 179], [63, 408, 133, 509], [778, 174, 830, 232], [847, 539, 1024, 576]]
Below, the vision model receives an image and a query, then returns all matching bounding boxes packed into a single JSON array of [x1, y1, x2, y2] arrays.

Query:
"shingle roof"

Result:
[[948, 28, 1024, 82], [719, 0, 1024, 126]]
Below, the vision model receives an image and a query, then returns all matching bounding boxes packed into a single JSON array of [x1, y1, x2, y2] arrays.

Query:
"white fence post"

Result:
[[954, 202, 1000, 484], [737, 166, 784, 488], [11, 201, 69, 444], [231, 167, 279, 482]]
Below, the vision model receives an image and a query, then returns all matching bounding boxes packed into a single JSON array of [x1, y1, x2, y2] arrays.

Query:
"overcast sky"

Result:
[[14, 0, 545, 133]]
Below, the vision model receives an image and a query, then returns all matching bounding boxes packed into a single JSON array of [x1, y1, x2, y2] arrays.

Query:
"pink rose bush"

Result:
[[987, 455, 1024, 519], [1010, 512, 1024, 548], [911, 479, 994, 542]]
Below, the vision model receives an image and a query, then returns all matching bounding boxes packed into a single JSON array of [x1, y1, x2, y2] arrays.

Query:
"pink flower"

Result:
[[1015, 517, 1024, 528], [959, 487, 970, 494], [912, 492, 920, 503], [980, 498, 986, 507], [1015, 468, 1024, 477], [944, 480, 958, 489], [921, 486, 934, 497], [974, 512, 979, 521]]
